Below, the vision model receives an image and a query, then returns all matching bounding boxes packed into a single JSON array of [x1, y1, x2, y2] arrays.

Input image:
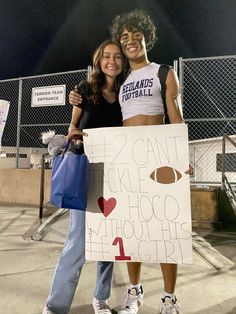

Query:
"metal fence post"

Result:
[[87, 65, 93, 79], [173, 59, 178, 73], [39, 153, 47, 220], [16, 78, 23, 168], [178, 57, 183, 106], [221, 134, 226, 190]]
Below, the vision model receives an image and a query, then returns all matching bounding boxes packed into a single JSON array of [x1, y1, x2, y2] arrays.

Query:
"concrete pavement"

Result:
[[0, 205, 236, 314]]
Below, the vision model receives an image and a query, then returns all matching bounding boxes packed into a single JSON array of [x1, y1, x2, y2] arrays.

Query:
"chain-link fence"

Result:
[[1, 57, 236, 185], [0, 68, 89, 168], [179, 55, 236, 184]]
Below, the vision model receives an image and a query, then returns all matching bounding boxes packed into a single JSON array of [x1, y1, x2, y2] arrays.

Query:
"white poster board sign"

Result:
[[83, 124, 192, 264], [0, 100, 10, 151], [31, 85, 66, 107]]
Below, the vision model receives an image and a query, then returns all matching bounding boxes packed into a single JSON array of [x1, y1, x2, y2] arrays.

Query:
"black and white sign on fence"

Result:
[[31, 85, 66, 107]]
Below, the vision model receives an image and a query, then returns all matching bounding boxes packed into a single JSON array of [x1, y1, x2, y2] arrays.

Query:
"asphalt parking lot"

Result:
[[0, 205, 236, 314]]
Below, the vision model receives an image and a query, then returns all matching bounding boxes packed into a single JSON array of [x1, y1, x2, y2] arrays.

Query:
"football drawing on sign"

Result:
[[84, 124, 192, 264], [150, 166, 182, 184]]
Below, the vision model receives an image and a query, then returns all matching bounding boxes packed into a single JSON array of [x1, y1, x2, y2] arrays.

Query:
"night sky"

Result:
[[1, 0, 236, 80]]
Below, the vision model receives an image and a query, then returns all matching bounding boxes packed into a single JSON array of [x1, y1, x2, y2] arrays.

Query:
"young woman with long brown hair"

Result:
[[43, 39, 126, 314]]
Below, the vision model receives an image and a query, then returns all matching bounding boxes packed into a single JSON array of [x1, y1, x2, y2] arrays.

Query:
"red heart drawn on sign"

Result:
[[98, 197, 117, 217]]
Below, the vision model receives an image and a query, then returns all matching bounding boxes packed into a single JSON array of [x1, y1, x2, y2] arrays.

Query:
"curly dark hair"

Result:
[[88, 39, 127, 104], [111, 9, 157, 52]]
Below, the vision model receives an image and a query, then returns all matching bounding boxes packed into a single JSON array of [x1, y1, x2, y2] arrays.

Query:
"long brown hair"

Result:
[[88, 39, 127, 104]]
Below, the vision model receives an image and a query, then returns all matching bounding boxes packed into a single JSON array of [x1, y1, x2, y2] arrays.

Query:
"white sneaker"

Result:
[[92, 297, 112, 314], [117, 286, 144, 314], [42, 306, 56, 314], [159, 296, 180, 314]]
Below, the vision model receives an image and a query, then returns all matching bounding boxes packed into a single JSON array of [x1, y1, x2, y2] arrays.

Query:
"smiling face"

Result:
[[100, 44, 123, 78], [120, 28, 148, 68]]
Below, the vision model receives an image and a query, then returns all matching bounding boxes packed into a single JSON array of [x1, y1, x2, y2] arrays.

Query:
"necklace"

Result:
[[102, 89, 117, 103]]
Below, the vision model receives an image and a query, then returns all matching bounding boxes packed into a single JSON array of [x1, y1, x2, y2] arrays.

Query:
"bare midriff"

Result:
[[123, 114, 164, 126]]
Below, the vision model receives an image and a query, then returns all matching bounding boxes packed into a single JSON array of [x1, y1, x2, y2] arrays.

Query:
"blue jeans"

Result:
[[47, 210, 114, 314]]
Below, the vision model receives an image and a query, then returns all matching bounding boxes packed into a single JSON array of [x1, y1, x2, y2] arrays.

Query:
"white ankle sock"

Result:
[[130, 283, 141, 292], [163, 291, 175, 300]]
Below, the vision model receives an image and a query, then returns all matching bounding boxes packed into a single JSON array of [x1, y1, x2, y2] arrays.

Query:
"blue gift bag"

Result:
[[50, 145, 89, 210]]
